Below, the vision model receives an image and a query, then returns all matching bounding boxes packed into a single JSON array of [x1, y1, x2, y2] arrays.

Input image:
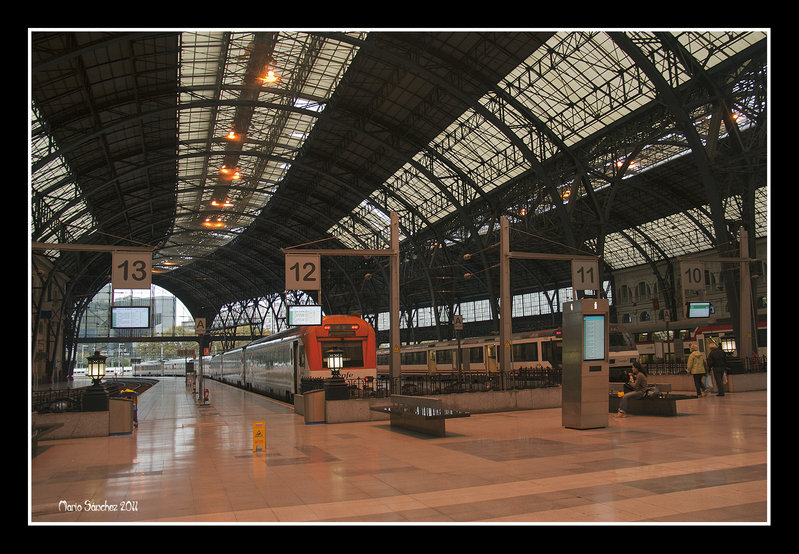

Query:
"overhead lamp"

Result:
[[220, 165, 231, 174], [226, 131, 238, 140], [260, 69, 280, 84], [210, 199, 233, 207], [203, 217, 226, 229]]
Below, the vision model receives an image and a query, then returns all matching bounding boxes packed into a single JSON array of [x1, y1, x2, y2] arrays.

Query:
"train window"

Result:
[[437, 349, 453, 364], [512, 342, 538, 362], [322, 341, 364, 368], [469, 347, 483, 363], [541, 341, 562, 364], [401, 350, 427, 365]]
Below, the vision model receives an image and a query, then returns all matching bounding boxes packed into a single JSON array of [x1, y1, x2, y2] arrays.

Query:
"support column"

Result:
[[390, 212, 401, 393], [499, 216, 512, 385]]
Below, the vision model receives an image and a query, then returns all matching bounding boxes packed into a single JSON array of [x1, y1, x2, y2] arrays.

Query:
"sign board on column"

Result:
[[571, 259, 598, 291], [680, 261, 705, 291], [112, 251, 152, 290], [285, 254, 321, 290]]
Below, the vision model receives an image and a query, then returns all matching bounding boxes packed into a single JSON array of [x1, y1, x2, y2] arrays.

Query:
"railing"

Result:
[[32, 378, 157, 413], [644, 355, 767, 376], [32, 388, 86, 413]]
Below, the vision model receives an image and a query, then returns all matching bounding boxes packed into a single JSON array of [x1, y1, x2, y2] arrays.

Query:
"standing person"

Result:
[[616, 361, 648, 418], [707, 342, 727, 396], [686, 343, 709, 397]]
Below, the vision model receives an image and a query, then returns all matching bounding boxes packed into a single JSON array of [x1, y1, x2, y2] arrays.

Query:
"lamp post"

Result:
[[324, 348, 348, 400], [327, 349, 344, 378], [87, 351, 106, 385], [83, 350, 116, 411]]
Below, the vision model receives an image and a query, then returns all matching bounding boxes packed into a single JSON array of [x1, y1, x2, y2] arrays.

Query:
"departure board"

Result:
[[583, 315, 605, 361], [287, 305, 323, 326]]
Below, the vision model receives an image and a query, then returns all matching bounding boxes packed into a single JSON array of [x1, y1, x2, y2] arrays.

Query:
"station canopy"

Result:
[[30, 30, 768, 331]]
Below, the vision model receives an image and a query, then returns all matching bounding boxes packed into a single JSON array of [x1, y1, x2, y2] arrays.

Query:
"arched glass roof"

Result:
[[30, 29, 768, 329]]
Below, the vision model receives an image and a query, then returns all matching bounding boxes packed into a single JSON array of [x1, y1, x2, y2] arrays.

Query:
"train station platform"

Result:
[[30, 377, 769, 524]]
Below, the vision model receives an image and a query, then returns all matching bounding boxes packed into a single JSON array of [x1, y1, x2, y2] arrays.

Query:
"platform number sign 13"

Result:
[[112, 251, 152, 290], [285, 254, 321, 291]]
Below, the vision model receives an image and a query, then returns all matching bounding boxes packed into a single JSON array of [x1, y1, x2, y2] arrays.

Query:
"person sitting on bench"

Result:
[[617, 361, 648, 418]]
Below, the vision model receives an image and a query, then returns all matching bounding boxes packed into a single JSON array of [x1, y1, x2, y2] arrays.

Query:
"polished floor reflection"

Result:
[[30, 377, 769, 524]]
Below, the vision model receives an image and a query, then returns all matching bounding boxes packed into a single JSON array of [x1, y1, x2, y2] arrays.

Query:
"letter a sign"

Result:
[[195, 318, 206, 335]]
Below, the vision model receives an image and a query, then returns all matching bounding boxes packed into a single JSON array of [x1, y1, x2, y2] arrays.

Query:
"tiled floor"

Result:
[[30, 377, 769, 524]]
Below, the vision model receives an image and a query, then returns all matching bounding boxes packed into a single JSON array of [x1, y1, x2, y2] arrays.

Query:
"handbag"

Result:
[[704, 372, 714, 390]]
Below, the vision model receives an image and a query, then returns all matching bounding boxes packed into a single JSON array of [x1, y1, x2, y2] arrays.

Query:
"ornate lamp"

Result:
[[87, 351, 107, 385], [327, 349, 344, 378], [324, 348, 348, 400], [83, 350, 115, 411]]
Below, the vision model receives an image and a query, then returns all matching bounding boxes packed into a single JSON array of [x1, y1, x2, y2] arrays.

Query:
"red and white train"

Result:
[[204, 314, 377, 402]]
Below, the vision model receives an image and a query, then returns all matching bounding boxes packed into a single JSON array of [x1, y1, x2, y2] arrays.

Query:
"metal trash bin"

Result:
[[303, 389, 326, 424]]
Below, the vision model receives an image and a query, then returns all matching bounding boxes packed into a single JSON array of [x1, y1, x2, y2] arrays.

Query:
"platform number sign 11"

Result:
[[112, 251, 152, 290], [571, 259, 598, 291], [285, 254, 321, 291]]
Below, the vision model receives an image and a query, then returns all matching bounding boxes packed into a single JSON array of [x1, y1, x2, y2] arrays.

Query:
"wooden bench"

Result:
[[608, 392, 694, 417], [371, 395, 470, 437]]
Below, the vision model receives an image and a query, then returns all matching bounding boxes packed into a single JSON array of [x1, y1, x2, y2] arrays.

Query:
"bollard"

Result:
[[252, 421, 266, 452]]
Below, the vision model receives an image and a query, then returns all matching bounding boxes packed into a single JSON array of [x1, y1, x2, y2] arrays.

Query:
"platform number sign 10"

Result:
[[112, 251, 152, 290], [571, 259, 598, 291], [681, 261, 705, 291], [285, 253, 321, 291]]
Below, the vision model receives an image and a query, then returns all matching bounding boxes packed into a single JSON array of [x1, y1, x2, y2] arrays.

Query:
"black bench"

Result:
[[371, 395, 470, 436], [608, 392, 695, 417], [32, 423, 64, 457], [609, 382, 672, 395]]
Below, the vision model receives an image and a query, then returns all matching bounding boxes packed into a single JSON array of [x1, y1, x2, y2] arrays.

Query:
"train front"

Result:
[[302, 314, 377, 389]]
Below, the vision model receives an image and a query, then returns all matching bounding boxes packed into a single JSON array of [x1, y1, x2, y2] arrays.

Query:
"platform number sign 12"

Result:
[[112, 251, 152, 290], [285, 253, 321, 291]]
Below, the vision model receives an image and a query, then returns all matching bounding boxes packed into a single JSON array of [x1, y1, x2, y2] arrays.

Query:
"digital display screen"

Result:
[[583, 315, 605, 361], [287, 305, 323, 326], [111, 306, 150, 329], [687, 302, 711, 318]]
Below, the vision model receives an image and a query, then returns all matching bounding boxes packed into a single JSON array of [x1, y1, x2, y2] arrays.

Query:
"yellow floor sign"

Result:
[[252, 421, 265, 452]]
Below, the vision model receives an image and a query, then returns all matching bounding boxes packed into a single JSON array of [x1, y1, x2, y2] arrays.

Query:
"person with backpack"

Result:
[[706, 342, 728, 396]]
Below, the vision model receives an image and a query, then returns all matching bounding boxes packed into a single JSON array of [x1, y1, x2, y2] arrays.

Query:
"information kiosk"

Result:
[[562, 298, 610, 429]]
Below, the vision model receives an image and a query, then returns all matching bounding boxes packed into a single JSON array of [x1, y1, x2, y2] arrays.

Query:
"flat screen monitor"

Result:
[[111, 306, 151, 329], [287, 305, 323, 326], [687, 301, 711, 318], [583, 314, 606, 361]]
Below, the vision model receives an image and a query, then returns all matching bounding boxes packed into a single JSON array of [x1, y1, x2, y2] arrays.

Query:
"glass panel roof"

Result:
[[31, 30, 766, 277], [157, 31, 365, 271], [30, 102, 94, 255], [327, 30, 767, 264]]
